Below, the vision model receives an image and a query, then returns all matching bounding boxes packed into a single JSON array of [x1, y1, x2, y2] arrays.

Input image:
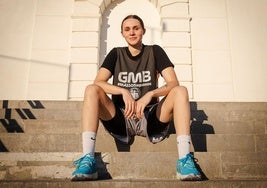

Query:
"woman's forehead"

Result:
[[122, 18, 141, 27]]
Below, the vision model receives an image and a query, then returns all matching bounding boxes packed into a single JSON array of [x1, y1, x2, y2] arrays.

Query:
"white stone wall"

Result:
[[0, 0, 73, 100], [28, 0, 73, 100], [69, 0, 101, 100], [0, 0, 36, 99], [191, 0, 233, 101], [0, 0, 266, 101]]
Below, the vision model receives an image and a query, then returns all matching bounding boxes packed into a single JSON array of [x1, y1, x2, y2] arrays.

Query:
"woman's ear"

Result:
[[121, 31, 125, 38]]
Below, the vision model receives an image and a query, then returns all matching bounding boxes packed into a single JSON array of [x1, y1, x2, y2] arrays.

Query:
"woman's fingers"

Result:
[[136, 103, 145, 119], [125, 101, 135, 119]]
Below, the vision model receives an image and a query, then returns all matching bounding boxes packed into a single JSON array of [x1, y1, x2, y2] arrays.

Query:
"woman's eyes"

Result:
[[124, 27, 140, 32]]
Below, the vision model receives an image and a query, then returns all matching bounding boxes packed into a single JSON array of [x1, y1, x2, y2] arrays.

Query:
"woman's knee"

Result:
[[170, 86, 189, 100], [84, 84, 103, 98]]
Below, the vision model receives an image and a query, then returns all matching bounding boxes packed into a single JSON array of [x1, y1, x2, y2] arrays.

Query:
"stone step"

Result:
[[1, 101, 266, 139], [0, 100, 83, 110], [0, 109, 82, 120], [1, 106, 266, 122], [1, 179, 267, 188], [1, 102, 266, 123], [1, 132, 266, 152], [1, 152, 267, 181], [1, 100, 267, 111], [0, 119, 82, 134], [1, 101, 266, 133], [0, 118, 266, 135]]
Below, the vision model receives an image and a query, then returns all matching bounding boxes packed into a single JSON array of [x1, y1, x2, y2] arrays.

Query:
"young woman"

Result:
[[72, 15, 202, 181]]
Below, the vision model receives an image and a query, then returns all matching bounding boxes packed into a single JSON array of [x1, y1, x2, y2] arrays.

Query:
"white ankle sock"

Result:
[[177, 135, 191, 159], [82, 131, 96, 156]]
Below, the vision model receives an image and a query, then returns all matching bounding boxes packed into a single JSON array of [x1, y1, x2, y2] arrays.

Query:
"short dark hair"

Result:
[[121, 15, 145, 31]]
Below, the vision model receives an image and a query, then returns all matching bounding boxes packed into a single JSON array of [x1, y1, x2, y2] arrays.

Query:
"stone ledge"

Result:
[[0, 179, 267, 188], [1, 152, 267, 180]]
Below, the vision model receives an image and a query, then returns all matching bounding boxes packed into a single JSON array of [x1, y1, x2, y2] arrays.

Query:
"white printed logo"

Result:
[[118, 71, 151, 83]]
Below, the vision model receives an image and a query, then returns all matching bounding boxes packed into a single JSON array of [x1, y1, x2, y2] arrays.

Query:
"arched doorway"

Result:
[[100, 0, 161, 64]]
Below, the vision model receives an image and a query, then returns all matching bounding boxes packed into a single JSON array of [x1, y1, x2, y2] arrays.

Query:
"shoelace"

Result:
[[73, 155, 94, 168], [181, 154, 197, 168]]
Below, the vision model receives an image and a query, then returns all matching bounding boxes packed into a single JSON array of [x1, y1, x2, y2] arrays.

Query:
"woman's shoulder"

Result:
[[143, 44, 165, 55], [151, 44, 163, 51], [142, 44, 161, 51], [142, 44, 163, 51]]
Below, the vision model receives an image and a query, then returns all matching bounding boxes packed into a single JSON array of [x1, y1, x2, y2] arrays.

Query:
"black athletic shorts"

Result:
[[100, 104, 169, 144]]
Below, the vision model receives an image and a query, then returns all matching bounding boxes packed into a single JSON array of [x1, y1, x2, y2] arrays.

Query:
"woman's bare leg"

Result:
[[156, 86, 190, 136], [81, 84, 116, 155], [82, 84, 116, 132], [156, 86, 191, 159]]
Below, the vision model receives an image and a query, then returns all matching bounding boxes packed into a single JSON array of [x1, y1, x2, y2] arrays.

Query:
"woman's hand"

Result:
[[121, 89, 136, 119], [135, 91, 153, 119]]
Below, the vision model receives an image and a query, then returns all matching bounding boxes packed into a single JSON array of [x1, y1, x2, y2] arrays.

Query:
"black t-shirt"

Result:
[[100, 44, 174, 107]]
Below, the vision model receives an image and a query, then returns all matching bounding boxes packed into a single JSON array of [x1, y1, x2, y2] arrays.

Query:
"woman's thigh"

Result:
[[155, 86, 189, 123]]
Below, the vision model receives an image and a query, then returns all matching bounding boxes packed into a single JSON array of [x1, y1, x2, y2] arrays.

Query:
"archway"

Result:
[[99, 0, 161, 64]]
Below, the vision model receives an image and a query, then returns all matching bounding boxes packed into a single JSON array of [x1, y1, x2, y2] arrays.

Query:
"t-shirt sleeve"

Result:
[[100, 47, 117, 75], [153, 45, 174, 74]]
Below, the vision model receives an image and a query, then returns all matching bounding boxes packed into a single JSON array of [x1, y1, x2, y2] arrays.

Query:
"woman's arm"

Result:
[[94, 67, 123, 95], [135, 67, 179, 119], [150, 67, 179, 97], [94, 67, 136, 119]]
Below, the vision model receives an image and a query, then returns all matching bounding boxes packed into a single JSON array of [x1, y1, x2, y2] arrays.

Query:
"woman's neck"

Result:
[[128, 44, 143, 56]]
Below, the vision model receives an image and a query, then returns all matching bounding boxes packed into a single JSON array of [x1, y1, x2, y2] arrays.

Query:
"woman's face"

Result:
[[121, 18, 145, 47]]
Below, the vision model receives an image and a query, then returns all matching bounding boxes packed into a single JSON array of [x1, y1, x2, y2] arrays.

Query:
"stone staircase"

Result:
[[0, 100, 267, 187]]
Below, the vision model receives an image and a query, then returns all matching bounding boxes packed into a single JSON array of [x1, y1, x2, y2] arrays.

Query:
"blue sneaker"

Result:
[[176, 153, 202, 181], [71, 153, 98, 181]]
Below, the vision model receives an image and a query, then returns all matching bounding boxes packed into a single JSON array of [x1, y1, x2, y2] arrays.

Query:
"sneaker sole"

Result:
[[176, 172, 202, 181], [71, 172, 98, 181]]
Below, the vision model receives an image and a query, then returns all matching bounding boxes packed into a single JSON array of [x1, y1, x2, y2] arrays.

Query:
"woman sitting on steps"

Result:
[[71, 14, 202, 181]]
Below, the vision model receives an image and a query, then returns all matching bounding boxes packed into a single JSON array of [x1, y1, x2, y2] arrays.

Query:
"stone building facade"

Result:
[[0, 0, 266, 101]]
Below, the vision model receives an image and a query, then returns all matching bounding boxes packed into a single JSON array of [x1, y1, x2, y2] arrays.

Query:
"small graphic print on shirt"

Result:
[[130, 88, 141, 99]]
